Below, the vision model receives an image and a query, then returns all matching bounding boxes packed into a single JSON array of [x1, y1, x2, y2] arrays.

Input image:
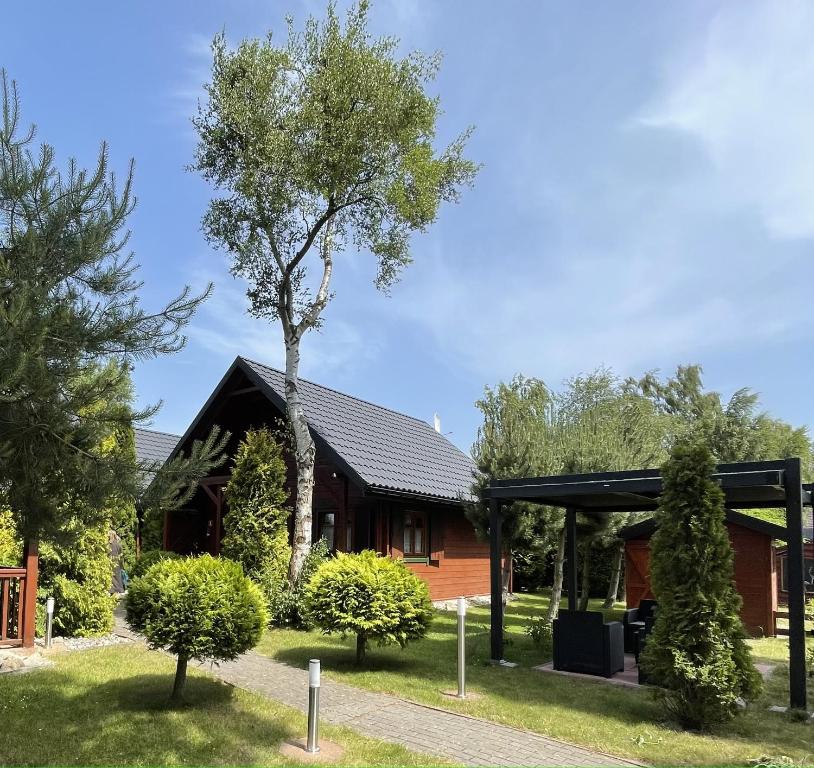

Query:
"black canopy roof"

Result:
[[486, 460, 813, 513]]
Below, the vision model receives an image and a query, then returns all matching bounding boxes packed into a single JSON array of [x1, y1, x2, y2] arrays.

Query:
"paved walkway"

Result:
[[113, 610, 639, 767]]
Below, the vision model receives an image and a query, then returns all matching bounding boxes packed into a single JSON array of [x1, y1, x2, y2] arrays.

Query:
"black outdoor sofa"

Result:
[[553, 609, 625, 678]]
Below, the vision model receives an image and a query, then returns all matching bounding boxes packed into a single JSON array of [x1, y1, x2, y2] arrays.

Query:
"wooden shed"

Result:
[[620, 510, 782, 636]]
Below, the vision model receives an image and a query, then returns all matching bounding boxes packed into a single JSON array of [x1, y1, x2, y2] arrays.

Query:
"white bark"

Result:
[[285, 337, 316, 583], [603, 540, 624, 609], [546, 525, 566, 623]]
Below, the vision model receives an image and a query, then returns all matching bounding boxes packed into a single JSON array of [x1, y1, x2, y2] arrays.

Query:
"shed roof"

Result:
[[619, 509, 790, 542], [239, 358, 476, 503]]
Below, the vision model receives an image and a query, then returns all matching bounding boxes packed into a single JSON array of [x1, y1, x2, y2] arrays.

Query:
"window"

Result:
[[403, 511, 427, 557], [346, 519, 353, 552], [319, 512, 335, 550]]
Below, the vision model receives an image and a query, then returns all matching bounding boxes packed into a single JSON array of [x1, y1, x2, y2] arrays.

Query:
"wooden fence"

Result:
[[0, 541, 39, 648]]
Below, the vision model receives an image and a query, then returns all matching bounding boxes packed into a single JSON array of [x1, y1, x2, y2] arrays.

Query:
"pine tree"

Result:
[[0, 71, 221, 551], [641, 438, 762, 729]]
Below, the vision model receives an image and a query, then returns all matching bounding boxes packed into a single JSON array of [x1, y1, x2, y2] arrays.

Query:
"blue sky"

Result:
[[4, 1, 814, 453]]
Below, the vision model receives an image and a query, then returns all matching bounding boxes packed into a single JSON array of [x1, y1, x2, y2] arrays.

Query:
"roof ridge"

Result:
[[239, 356, 445, 433]]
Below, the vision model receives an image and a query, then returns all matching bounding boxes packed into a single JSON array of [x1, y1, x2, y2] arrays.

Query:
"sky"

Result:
[[3, 0, 814, 453]]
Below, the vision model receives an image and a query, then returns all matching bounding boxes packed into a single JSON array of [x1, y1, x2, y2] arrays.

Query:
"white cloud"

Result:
[[637, 0, 814, 239]]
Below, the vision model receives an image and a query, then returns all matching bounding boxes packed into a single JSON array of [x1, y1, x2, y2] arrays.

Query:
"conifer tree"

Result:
[[641, 438, 762, 729], [0, 72, 222, 556]]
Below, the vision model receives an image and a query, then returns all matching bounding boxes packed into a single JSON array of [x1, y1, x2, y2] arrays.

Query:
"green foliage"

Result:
[[0, 73, 210, 541], [222, 428, 290, 586], [130, 549, 181, 579], [306, 550, 432, 663], [525, 616, 553, 647], [37, 520, 116, 637], [268, 538, 331, 628], [126, 554, 266, 699], [0, 507, 20, 565], [641, 439, 762, 729]]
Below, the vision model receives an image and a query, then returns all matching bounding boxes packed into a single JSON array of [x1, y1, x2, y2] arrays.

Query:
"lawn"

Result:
[[257, 593, 814, 767], [0, 645, 445, 767]]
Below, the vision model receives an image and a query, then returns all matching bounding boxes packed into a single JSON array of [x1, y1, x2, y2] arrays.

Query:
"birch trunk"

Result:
[[545, 525, 566, 623], [285, 338, 316, 583], [603, 541, 624, 609], [578, 545, 591, 611]]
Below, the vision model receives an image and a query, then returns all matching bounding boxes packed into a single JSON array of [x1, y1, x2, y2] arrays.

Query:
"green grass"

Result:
[[257, 593, 814, 767], [0, 645, 446, 766]]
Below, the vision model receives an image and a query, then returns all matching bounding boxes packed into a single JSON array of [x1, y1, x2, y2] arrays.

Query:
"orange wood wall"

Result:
[[625, 522, 777, 637]]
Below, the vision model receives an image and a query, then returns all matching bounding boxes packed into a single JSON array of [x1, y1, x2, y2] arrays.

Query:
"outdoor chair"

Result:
[[622, 599, 657, 654], [553, 609, 625, 678]]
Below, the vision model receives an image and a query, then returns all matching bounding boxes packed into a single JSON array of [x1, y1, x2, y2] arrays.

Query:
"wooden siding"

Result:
[[625, 521, 777, 637]]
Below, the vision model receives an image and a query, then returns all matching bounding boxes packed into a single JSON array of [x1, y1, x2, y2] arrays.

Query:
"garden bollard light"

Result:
[[457, 596, 466, 699], [306, 659, 320, 753], [45, 596, 55, 648]]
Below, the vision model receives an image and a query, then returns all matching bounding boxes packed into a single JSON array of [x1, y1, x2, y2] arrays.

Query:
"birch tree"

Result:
[[193, 1, 477, 581]]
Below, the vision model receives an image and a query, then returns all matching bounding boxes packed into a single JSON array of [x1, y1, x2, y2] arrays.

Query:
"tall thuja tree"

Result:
[[641, 438, 761, 729], [0, 73, 218, 567], [193, 1, 478, 581], [222, 428, 290, 618]]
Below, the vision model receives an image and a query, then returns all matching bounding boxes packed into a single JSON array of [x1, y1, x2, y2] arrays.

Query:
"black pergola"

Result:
[[485, 457, 811, 710]]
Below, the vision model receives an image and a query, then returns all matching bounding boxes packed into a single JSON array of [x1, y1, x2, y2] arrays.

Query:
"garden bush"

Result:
[[306, 550, 433, 663], [525, 616, 553, 647], [37, 520, 116, 637], [641, 438, 762, 729], [126, 554, 266, 701], [222, 428, 291, 623], [266, 537, 331, 628], [130, 548, 181, 579]]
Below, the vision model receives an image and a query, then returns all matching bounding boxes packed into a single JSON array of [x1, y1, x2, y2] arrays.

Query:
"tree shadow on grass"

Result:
[[0, 666, 298, 766]]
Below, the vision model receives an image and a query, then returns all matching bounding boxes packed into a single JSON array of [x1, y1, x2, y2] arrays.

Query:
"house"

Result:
[[159, 356, 496, 602], [620, 510, 785, 636]]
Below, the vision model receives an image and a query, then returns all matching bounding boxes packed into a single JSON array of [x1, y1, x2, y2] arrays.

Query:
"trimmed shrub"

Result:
[[641, 438, 762, 729], [306, 550, 433, 663], [222, 428, 291, 621], [131, 549, 181, 579], [126, 554, 266, 701]]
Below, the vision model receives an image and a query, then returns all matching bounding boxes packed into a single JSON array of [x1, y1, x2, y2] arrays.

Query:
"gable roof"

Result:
[[619, 509, 790, 542], [237, 358, 476, 504]]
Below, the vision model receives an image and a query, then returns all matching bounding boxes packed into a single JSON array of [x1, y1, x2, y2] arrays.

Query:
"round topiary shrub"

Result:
[[305, 550, 433, 663], [130, 548, 181, 579], [125, 554, 267, 701]]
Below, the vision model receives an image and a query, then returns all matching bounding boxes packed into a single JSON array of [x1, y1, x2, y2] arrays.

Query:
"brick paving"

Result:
[[113, 609, 640, 767]]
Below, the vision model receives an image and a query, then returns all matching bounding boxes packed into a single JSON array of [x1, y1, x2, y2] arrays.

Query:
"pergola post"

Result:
[[783, 457, 807, 711], [565, 508, 578, 611], [489, 498, 503, 662]]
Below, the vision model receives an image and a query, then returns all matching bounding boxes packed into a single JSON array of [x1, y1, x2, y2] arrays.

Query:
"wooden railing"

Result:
[[0, 567, 26, 647]]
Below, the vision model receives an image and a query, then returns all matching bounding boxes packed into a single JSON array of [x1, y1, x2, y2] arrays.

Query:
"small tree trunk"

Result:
[[546, 525, 567, 623], [603, 541, 624, 609], [285, 338, 317, 584], [356, 634, 366, 664], [578, 545, 591, 611], [171, 655, 188, 702]]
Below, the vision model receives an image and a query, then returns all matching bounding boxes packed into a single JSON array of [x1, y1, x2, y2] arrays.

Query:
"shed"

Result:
[[619, 510, 782, 636]]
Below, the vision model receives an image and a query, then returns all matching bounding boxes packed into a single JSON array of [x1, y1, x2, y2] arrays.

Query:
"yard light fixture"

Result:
[[457, 596, 466, 699], [45, 596, 55, 648], [306, 659, 321, 753]]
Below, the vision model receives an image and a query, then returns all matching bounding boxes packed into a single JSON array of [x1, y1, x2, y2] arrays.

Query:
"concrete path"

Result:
[[113, 609, 640, 767]]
